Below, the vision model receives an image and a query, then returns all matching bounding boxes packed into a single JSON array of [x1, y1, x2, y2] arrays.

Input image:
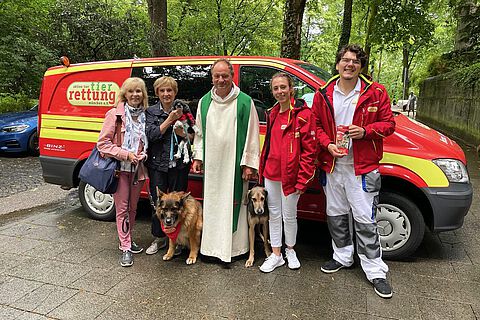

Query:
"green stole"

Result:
[[200, 90, 251, 233]]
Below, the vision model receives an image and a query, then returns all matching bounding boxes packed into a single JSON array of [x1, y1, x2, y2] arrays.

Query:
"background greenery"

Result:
[[0, 0, 474, 111]]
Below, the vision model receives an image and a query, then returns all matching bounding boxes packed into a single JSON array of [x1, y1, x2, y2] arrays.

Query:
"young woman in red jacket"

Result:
[[258, 73, 317, 273]]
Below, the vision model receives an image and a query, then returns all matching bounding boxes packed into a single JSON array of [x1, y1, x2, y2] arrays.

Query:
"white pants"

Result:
[[323, 164, 388, 281], [264, 178, 300, 248]]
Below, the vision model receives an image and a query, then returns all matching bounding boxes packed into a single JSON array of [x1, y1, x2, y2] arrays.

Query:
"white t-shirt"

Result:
[[333, 78, 361, 164]]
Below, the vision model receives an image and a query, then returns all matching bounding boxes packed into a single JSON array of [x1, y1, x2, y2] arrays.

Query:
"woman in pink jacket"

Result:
[[97, 77, 149, 267]]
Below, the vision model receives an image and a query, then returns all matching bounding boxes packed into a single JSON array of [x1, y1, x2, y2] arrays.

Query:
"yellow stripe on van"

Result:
[[40, 128, 100, 142], [40, 114, 104, 142], [44, 61, 132, 77], [133, 59, 217, 67], [133, 59, 286, 69], [381, 152, 449, 187], [42, 118, 103, 131]]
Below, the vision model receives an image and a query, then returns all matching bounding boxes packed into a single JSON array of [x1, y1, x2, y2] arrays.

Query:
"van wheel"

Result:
[[377, 192, 425, 260], [78, 181, 115, 221], [28, 131, 39, 156]]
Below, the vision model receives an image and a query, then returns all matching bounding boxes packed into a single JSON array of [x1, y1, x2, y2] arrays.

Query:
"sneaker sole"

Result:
[[374, 287, 393, 299], [120, 261, 133, 267], [320, 265, 344, 274], [288, 265, 301, 270], [260, 260, 285, 273], [145, 249, 159, 255], [118, 246, 144, 254]]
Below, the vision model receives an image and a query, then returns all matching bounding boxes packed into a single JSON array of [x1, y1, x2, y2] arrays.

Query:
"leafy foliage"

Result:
[[451, 62, 480, 87], [167, 0, 283, 56], [50, 0, 151, 62], [0, 0, 57, 97], [0, 93, 36, 113], [0, 0, 463, 107]]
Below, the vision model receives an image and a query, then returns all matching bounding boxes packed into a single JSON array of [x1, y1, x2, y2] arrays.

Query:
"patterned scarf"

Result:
[[122, 102, 148, 156]]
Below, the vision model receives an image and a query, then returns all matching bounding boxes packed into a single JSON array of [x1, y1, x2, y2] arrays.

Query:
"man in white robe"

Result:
[[192, 59, 260, 263]]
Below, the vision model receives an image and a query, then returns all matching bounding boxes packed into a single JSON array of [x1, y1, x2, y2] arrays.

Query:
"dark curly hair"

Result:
[[335, 44, 368, 68]]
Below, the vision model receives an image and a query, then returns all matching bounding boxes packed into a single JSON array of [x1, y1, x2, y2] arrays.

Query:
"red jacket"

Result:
[[259, 98, 317, 195], [311, 74, 395, 175]]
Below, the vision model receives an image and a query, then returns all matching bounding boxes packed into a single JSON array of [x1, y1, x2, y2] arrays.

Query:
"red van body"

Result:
[[38, 56, 472, 259]]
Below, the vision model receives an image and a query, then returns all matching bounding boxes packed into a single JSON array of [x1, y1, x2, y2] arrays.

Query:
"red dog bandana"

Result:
[[161, 221, 182, 242]]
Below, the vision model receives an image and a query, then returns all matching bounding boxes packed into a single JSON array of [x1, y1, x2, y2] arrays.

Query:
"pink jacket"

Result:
[[97, 102, 148, 180]]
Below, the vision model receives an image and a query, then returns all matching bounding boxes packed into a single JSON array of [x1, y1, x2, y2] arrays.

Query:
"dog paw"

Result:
[[186, 257, 197, 264], [163, 254, 173, 261], [245, 259, 254, 268]]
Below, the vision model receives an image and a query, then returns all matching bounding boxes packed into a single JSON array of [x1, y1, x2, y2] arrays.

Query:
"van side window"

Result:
[[239, 66, 315, 122], [132, 65, 212, 115]]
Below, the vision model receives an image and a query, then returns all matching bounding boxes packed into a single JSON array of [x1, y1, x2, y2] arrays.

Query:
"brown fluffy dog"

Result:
[[244, 186, 271, 267], [155, 188, 203, 265]]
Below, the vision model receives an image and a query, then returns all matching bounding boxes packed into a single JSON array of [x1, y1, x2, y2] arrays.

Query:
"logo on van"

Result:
[[67, 82, 119, 106]]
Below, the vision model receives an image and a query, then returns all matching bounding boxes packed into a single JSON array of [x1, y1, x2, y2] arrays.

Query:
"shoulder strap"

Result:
[[114, 115, 122, 147]]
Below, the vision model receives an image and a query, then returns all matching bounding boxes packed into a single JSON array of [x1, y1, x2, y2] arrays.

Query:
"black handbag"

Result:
[[79, 115, 122, 194]]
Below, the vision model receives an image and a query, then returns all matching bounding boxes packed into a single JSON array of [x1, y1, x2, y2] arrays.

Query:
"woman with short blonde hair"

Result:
[[153, 76, 178, 96]]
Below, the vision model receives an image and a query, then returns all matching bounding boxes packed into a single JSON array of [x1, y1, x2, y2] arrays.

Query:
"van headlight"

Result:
[[1, 124, 30, 133], [432, 159, 470, 183]]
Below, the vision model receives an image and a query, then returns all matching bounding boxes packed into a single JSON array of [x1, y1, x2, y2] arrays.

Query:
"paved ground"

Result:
[[0, 140, 479, 319], [0, 156, 70, 215]]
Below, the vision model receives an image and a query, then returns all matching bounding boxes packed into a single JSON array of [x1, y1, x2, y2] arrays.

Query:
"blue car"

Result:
[[0, 105, 39, 155]]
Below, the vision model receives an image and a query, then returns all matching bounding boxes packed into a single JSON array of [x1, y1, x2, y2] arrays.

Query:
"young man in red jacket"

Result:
[[312, 44, 395, 298]]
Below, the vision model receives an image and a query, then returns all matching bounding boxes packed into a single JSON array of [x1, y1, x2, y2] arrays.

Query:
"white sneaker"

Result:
[[259, 253, 285, 273], [145, 237, 167, 255], [285, 248, 301, 270]]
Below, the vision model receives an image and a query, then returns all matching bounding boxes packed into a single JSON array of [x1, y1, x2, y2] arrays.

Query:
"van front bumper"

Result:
[[424, 182, 473, 232]]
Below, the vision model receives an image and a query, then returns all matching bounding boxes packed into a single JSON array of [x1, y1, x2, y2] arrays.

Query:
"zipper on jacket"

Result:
[[372, 140, 377, 153]]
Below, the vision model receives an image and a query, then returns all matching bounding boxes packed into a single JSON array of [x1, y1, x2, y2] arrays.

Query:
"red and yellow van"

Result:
[[38, 56, 472, 259]]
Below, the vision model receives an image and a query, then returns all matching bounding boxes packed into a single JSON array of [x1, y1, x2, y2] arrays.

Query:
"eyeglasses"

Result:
[[340, 58, 361, 65]]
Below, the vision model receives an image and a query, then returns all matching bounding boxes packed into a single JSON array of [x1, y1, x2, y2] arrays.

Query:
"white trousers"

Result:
[[264, 178, 300, 248], [323, 164, 388, 281]]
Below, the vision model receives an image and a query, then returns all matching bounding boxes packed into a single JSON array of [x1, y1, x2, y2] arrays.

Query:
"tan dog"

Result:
[[244, 186, 271, 267], [155, 188, 203, 265]]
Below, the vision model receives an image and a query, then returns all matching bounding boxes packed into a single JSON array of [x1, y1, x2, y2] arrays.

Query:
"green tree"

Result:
[[167, 0, 282, 56], [301, 0, 344, 72], [0, 0, 57, 97], [367, 0, 435, 98], [50, 0, 150, 62]]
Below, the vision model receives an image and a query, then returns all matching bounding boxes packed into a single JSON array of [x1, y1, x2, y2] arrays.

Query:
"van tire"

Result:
[[377, 192, 425, 260], [78, 181, 115, 221]]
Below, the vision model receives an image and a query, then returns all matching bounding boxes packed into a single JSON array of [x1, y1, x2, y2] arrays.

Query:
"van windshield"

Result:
[[295, 63, 331, 82]]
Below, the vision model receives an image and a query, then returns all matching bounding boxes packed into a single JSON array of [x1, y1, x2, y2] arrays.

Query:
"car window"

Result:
[[132, 65, 212, 116], [239, 66, 315, 122]]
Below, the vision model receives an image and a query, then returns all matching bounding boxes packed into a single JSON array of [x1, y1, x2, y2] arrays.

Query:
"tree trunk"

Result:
[[332, 0, 353, 74], [147, 0, 168, 57], [402, 44, 409, 100], [280, 0, 307, 59], [363, 0, 379, 74]]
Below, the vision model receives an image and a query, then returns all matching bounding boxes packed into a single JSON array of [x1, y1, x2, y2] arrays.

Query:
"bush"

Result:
[[0, 93, 37, 114]]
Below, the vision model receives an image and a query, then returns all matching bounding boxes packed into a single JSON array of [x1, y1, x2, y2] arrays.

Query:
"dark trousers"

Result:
[[148, 165, 190, 237]]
